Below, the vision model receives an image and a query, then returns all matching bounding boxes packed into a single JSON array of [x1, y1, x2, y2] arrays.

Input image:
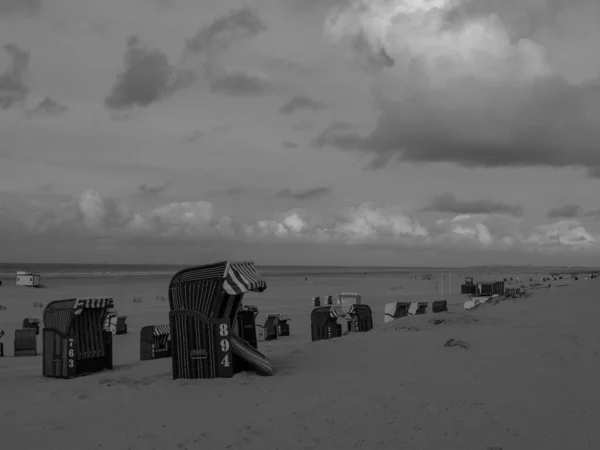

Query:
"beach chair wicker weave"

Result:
[[42, 297, 114, 378], [168, 261, 270, 379]]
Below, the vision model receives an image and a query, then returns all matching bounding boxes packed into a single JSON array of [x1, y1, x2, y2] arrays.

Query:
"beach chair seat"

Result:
[[168, 261, 268, 379], [311, 306, 343, 341], [42, 297, 114, 378], [140, 325, 171, 361], [22, 318, 40, 335], [14, 329, 37, 356], [263, 315, 279, 340], [432, 300, 448, 313]]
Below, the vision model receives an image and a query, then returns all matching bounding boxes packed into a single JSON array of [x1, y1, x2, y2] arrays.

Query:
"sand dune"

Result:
[[0, 269, 598, 449]]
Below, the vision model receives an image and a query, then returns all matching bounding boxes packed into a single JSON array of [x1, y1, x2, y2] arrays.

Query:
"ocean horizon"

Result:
[[0, 261, 595, 280]]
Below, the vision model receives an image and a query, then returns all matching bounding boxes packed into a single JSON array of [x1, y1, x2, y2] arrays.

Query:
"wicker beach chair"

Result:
[[22, 318, 40, 335], [14, 329, 37, 356], [140, 325, 171, 361], [42, 297, 114, 378], [168, 261, 270, 379]]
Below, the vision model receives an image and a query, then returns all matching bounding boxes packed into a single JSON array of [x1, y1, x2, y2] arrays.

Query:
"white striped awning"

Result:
[[223, 261, 267, 295], [153, 325, 170, 336], [73, 297, 114, 315]]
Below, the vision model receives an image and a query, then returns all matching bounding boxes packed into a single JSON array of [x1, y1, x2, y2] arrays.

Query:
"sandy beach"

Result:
[[0, 267, 598, 449]]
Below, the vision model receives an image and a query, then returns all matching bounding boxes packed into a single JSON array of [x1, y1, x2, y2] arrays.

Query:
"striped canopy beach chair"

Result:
[[168, 261, 271, 379], [140, 325, 171, 361], [42, 297, 114, 378]]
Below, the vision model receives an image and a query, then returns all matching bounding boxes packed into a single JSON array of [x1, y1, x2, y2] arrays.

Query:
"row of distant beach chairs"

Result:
[[0, 260, 513, 380]]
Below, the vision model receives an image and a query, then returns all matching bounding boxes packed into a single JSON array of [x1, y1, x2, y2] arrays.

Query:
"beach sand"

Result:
[[0, 268, 598, 449]]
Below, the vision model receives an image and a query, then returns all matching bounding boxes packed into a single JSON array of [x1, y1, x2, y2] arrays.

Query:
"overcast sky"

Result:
[[0, 0, 599, 266]]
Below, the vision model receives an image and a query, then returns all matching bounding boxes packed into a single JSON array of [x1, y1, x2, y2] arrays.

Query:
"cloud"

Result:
[[279, 94, 324, 114], [183, 7, 267, 60], [275, 187, 332, 200], [243, 203, 430, 243], [209, 68, 275, 96], [316, 0, 600, 173], [0, 0, 41, 16], [422, 193, 523, 217], [6, 189, 600, 255], [282, 141, 298, 148], [104, 36, 195, 110], [33, 189, 234, 240], [26, 97, 68, 117], [137, 181, 173, 196], [0, 43, 30, 109], [546, 204, 583, 219]]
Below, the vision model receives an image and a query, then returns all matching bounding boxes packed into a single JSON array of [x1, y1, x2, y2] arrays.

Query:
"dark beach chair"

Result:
[[22, 318, 40, 335], [14, 329, 37, 356], [432, 300, 448, 313], [42, 297, 114, 378], [277, 314, 291, 336], [168, 260, 270, 379], [115, 316, 127, 335], [263, 315, 279, 341], [346, 305, 373, 333], [140, 325, 171, 361], [311, 306, 343, 341]]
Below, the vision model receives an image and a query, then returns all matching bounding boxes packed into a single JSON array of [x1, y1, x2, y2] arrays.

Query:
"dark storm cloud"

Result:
[[313, 75, 600, 171], [421, 193, 523, 217], [546, 204, 584, 219], [275, 186, 331, 200], [279, 94, 324, 114], [26, 97, 67, 117], [0, 0, 41, 16], [104, 36, 195, 110], [0, 43, 30, 109]]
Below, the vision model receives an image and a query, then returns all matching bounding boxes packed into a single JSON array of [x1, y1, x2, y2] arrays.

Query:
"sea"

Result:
[[0, 262, 460, 280]]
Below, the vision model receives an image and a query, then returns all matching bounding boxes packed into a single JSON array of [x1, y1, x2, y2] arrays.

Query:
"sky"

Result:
[[0, 0, 599, 266]]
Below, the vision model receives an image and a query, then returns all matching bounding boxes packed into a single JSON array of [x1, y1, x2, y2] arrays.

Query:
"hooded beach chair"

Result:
[[140, 325, 171, 361], [345, 305, 373, 333], [432, 300, 448, 313], [311, 306, 343, 341], [168, 260, 270, 379], [14, 329, 37, 356], [0, 328, 4, 357], [277, 314, 291, 336], [263, 315, 279, 340], [42, 297, 114, 378], [22, 318, 40, 335], [408, 302, 428, 315], [384, 302, 412, 322]]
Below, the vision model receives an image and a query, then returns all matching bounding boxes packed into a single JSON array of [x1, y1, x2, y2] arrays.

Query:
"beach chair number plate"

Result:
[[214, 322, 234, 378]]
